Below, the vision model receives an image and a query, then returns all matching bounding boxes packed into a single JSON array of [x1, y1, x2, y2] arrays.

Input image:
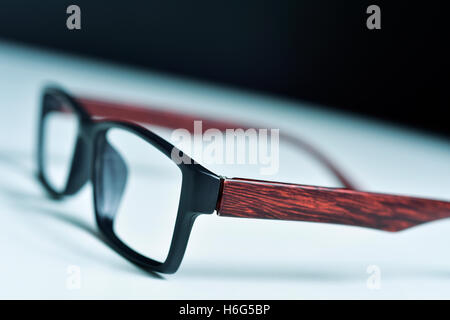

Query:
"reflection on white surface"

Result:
[[0, 41, 450, 299], [105, 128, 182, 263], [42, 111, 79, 192]]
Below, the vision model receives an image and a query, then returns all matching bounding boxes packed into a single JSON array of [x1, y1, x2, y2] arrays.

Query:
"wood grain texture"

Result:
[[76, 96, 356, 189], [217, 178, 450, 232]]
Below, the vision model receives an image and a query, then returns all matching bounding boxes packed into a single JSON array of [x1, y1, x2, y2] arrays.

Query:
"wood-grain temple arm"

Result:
[[217, 178, 450, 232], [75, 96, 450, 232]]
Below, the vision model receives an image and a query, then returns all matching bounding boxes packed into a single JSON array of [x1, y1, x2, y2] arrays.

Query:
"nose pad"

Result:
[[95, 139, 129, 221], [65, 137, 90, 195]]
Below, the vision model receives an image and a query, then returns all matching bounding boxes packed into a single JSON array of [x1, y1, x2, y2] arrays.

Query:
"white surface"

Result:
[[0, 41, 450, 299]]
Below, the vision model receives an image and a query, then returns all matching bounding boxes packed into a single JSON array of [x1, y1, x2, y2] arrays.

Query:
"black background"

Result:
[[1, 1, 448, 137]]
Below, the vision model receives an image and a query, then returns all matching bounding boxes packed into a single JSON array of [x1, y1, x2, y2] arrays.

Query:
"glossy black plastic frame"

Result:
[[37, 87, 222, 273]]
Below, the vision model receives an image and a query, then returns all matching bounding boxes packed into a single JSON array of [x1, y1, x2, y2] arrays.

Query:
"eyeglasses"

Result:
[[37, 86, 450, 274]]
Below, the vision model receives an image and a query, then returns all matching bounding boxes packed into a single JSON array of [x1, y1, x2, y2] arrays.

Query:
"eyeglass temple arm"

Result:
[[217, 178, 450, 232], [76, 97, 357, 189], [73, 97, 450, 231]]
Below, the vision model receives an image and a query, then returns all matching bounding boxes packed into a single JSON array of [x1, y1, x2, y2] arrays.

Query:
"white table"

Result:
[[1, 41, 449, 299]]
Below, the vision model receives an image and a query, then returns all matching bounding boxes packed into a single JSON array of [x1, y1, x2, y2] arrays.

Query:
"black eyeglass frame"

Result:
[[36, 86, 450, 274], [37, 86, 222, 274]]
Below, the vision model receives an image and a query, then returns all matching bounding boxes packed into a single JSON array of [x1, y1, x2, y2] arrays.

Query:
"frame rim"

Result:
[[37, 85, 222, 274], [91, 121, 222, 273]]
